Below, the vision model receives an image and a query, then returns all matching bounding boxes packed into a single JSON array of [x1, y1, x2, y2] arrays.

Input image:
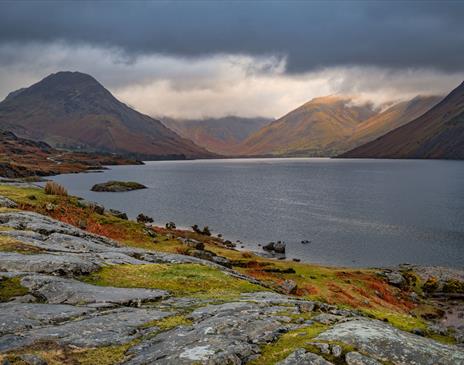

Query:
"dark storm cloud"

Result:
[[0, 1, 463, 72]]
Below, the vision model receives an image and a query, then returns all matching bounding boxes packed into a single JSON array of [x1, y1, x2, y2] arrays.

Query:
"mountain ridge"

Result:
[[0, 71, 213, 159], [340, 81, 464, 159]]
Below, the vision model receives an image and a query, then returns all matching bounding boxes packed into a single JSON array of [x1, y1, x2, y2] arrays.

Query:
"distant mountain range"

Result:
[[0, 70, 462, 161], [0, 71, 212, 160], [340, 81, 464, 159], [162, 116, 272, 155], [237, 95, 441, 157], [239, 96, 377, 156]]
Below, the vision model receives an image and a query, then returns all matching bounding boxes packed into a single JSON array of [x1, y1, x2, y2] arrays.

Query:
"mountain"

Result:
[[162, 116, 272, 155], [0, 130, 139, 178], [339, 95, 442, 152], [0, 71, 212, 159], [239, 96, 378, 157], [340, 81, 464, 159]]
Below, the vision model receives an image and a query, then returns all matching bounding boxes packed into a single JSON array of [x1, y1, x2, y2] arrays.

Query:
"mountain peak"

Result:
[[41, 71, 100, 85], [0, 71, 212, 159]]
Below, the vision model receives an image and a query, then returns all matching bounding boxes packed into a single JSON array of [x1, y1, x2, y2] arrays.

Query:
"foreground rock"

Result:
[[91, 180, 147, 192], [0, 308, 170, 352], [21, 275, 168, 306], [0, 202, 463, 364], [316, 318, 464, 364]]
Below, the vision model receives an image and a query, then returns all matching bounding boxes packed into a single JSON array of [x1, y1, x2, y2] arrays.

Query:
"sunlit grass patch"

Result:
[[142, 314, 192, 330], [83, 263, 266, 300], [247, 323, 328, 365]]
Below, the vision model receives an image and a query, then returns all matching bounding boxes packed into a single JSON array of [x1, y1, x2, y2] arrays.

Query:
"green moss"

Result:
[[142, 314, 192, 330], [247, 324, 328, 365], [362, 308, 427, 333], [0, 277, 29, 302], [423, 276, 439, 293], [83, 263, 266, 300], [71, 343, 133, 365], [0, 185, 49, 207], [442, 279, 464, 294]]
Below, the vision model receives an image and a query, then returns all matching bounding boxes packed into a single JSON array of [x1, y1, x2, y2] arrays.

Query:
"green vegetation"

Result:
[[44, 181, 68, 196], [362, 308, 427, 333], [442, 279, 464, 293], [83, 263, 265, 300], [142, 314, 192, 330], [0, 277, 29, 302], [248, 324, 329, 365]]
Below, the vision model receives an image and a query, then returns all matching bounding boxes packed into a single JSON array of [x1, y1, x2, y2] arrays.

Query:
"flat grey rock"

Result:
[[0, 302, 93, 335], [126, 301, 290, 365], [0, 252, 100, 275], [21, 275, 168, 306], [277, 349, 334, 365], [316, 319, 464, 365], [0, 211, 120, 247], [0, 308, 170, 352]]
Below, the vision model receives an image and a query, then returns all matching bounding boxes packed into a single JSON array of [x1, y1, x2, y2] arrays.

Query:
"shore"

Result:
[[0, 180, 463, 364]]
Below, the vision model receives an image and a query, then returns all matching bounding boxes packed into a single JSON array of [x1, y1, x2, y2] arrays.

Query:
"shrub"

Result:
[[166, 221, 176, 229], [44, 181, 68, 196], [175, 246, 191, 256], [442, 279, 464, 293], [137, 213, 154, 224], [241, 251, 253, 259], [423, 276, 439, 292], [191, 224, 211, 236]]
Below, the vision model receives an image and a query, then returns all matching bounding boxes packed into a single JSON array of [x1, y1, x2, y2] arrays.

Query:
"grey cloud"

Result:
[[0, 1, 463, 72]]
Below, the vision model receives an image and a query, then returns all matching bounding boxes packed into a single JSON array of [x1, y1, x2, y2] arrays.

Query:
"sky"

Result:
[[0, 0, 463, 119]]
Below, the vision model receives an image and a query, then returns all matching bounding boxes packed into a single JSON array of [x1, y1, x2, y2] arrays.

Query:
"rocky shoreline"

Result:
[[0, 182, 463, 364]]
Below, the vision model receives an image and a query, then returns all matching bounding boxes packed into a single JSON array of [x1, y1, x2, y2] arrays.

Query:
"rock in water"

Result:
[[274, 242, 286, 253], [91, 181, 147, 192]]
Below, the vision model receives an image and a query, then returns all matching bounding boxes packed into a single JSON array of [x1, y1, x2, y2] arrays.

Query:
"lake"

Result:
[[49, 158, 464, 268]]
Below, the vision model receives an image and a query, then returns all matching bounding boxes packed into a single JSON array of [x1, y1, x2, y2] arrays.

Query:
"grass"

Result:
[[0, 235, 44, 254], [142, 314, 192, 330], [44, 181, 68, 196], [83, 263, 266, 300], [247, 323, 329, 365], [0, 276, 29, 302]]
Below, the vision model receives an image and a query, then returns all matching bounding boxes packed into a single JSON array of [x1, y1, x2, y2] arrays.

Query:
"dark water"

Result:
[[49, 158, 464, 268]]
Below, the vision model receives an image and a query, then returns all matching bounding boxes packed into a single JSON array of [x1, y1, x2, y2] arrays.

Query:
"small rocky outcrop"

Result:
[[263, 241, 286, 254], [91, 181, 147, 192], [136, 213, 154, 224], [109, 209, 128, 220]]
